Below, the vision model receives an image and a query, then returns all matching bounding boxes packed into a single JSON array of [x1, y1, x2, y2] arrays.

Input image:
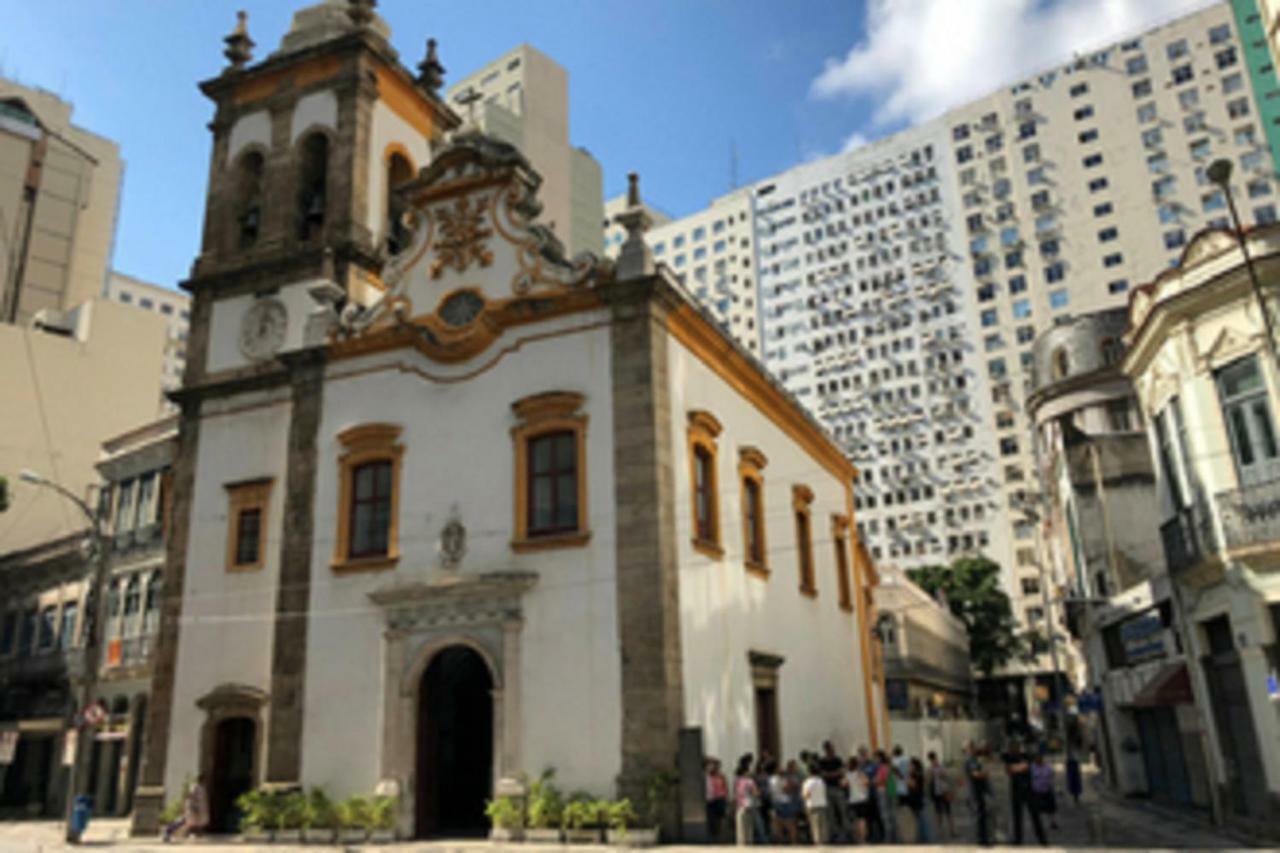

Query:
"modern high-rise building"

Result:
[[609, 1, 1280, 646], [448, 45, 604, 256], [0, 79, 122, 326]]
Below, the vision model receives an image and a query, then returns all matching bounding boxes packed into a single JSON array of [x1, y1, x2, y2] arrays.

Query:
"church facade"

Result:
[[132, 1, 881, 837]]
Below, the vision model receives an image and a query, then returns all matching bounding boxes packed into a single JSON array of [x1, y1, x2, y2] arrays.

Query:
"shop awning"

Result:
[[1128, 662, 1193, 707]]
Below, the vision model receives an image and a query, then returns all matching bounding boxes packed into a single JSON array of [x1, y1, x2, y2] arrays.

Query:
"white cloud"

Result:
[[811, 0, 1215, 127], [842, 131, 869, 153]]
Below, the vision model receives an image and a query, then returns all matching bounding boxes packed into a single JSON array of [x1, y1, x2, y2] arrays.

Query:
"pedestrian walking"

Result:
[[755, 755, 774, 842], [817, 740, 848, 842], [874, 749, 898, 843], [769, 760, 801, 844], [846, 756, 871, 844], [801, 763, 829, 845], [861, 749, 885, 843], [927, 750, 956, 839], [906, 757, 932, 843], [964, 741, 992, 847], [1065, 754, 1083, 807], [162, 775, 209, 842], [1002, 739, 1047, 845], [1031, 751, 1059, 830], [706, 758, 729, 843], [734, 755, 762, 846]]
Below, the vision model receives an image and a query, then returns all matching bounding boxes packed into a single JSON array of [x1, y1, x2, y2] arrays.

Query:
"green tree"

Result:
[[907, 556, 1027, 675]]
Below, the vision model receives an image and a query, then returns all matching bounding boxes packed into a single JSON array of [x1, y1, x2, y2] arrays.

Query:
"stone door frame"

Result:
[[369, 572, 536, 837]]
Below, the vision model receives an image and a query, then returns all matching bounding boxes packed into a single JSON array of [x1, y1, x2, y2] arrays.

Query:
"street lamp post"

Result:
[[1207, 158, 1280, 367], [19, 470, 109, 843]]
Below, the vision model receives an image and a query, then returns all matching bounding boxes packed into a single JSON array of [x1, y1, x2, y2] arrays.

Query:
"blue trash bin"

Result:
[[70, 794, 93, 841]]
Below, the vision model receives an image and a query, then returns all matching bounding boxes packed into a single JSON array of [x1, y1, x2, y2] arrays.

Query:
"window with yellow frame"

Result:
[[831, 514, 854, 612], [224, 478, 273, 572], [511, 391, 590, 552], [739, 446, 769, 577], [793, 484, 816, 597], [332, 423, 404, 574], [687, 410, 724, 559]]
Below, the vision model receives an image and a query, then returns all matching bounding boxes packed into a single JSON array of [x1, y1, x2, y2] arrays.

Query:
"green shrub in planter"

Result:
[[485, 795, 523, 829], [371, 794, 398, 832], [606, 798, 638, 831], [561, 798, 598, 830], [644, 771, 676, 827], [303, 787, 337, 830], [235, 788, 280, 833], [527, 771, 564, 829], [338, 795, 373, 831], [277, 789, 307, 830]]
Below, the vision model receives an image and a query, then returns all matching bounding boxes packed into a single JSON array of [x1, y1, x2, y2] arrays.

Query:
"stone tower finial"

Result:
[[614, 172, 655, 281], [223, 10, 254, 72], [347, 0, 376, 27], [417, 38, 446, 95]]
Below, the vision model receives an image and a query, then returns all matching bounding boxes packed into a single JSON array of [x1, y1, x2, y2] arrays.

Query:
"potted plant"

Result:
[[302, 787, 337, 844], [526, 771, 564, 843], [274, 789, 306, 843], [234, 788, 275, 843], [485, 795, 525, 842], [368, 793, 399, 843], [604, 798, 640, 846], [337, 795, 371, 844], [562, 796, 607, 844]]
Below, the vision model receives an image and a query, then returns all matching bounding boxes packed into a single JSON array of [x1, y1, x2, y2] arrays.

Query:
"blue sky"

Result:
[[2, 0, 1208, 289]]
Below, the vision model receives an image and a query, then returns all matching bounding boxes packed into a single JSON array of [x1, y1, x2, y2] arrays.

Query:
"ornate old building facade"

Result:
[[130, 2, 881, 838]]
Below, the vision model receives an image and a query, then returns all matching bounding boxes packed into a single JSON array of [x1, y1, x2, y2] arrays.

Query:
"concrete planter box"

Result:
[[369, 828, 396, 843], [525, 827, 563, 843], [302, 827, 335, 843], [607, 827, 659, 847], [564, 827, 603, 844], [273, 828, 302, 843], [242, 828, 272, 843], [338, 828, 368, 843], [490, 826, 525, 842]]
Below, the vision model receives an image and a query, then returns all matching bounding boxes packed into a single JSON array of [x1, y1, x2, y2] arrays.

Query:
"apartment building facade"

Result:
[[448, 44, 604, 256], [105, 272, 190, 392], [0, 79, 121, 326], [614, 2, 1280, 646]]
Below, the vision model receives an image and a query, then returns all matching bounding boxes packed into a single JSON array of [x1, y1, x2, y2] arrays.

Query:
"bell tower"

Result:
[[185, 1, 458, 376]]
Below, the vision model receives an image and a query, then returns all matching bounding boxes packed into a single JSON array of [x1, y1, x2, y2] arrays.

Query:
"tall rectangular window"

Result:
[[693, 445, 715, 542], [744, 478, 764, 566], [350, 460, 393, 557], [17, 608, 37, 657], [795, 509, 815, 594], [528, 431, 579, 536], [225, 478, 273, 572], [1156, 400, 1188, 508], [115, 479, 135, 534], [37, 606, 56, 650], [1216, 356, 1280, 486], [833, 517, 853, 611], [59, 602, 78, 650], [234, 508, 262, 566]]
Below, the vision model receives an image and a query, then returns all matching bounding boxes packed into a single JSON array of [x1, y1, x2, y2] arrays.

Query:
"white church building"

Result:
[[131, 1, 882, 838]]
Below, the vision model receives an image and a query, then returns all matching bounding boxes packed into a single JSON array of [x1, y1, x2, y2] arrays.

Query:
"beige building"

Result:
[[448, 44, 603, 256], [0, 79, 121, 326], [105, 272, 191, 391], [1123, 225, 1280, 839], [0, 299, 168, 553]]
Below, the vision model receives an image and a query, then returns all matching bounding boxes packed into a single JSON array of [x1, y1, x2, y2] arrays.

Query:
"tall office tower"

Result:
[[942, 1, 1278, 627], [448, 45, 604, 256], [0, 79, 122, 325], [612, 189, 762, 353], [105, 272, 191, 392], [751, 125, 1009, 580]]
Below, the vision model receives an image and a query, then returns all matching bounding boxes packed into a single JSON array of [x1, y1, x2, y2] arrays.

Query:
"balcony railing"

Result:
[[1160, 501, 1216, 575], [1217, 477, 1280, 551]]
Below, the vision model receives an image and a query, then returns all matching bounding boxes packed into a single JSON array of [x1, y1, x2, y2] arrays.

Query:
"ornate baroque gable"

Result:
[[330, 131, 612, 362]]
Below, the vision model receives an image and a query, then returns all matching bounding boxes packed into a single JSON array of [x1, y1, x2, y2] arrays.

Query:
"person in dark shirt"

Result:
[[1002, 739, 1047, 845], [817, 741, 848, 841], [964, 741, 992, 846]]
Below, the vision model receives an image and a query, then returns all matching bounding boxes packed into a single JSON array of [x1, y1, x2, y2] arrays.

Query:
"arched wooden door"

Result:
[[416, 646, 493, 837]]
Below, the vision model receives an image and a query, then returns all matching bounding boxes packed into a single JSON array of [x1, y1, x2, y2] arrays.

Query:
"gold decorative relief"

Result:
[[430, 194, 494, 279]]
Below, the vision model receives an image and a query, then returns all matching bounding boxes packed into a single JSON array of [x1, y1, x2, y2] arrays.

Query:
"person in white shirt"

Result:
[[846, 756, 871, 844], [801, 764, 829, 844]]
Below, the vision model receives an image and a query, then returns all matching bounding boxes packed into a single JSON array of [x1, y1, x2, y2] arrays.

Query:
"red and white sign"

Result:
[[81, 701, 107, 727]]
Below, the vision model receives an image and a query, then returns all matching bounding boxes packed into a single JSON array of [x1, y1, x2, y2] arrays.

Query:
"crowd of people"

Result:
[[705, 738, 1084, 846]]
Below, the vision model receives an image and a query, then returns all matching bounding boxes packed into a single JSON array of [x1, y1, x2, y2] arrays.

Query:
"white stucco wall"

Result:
[[226, 111, 271, 166], [205, 278, 322, 374], [666, 336, 873, 762], [366, 101, 432, 242], [164, 387, 293, 797], [299, 312, 622, 797], [290, 91, 338, 146]]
